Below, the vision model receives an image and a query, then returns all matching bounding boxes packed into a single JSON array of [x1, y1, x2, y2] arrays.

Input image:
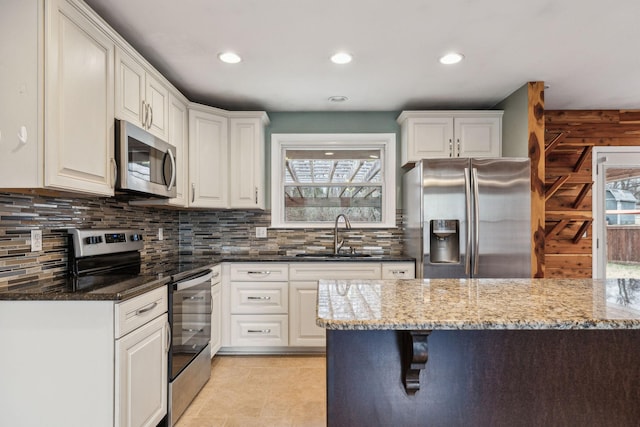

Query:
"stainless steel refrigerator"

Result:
[[403, 158, 531, 279]]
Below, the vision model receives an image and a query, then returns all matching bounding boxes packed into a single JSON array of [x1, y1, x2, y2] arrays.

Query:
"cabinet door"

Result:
[[188, 108, 228, 208], [115, 314, 168, 427], [289, 281, 326, 346], [45, 0, 115, 195], [211, 282, 222, 357], [229, 117, 264, 209], [115, 48, 145, 126], [455, 116, 501, 158], [168, 92, 188, 206], [145, 72, 169, 140], [403, 117, 454, 162]]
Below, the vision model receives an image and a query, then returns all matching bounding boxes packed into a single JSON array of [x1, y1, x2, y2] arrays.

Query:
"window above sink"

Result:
[[271, 133, 396, 228]]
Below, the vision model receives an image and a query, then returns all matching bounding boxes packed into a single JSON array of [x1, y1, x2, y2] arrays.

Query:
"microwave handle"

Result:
[[166, 148, 176, 191]]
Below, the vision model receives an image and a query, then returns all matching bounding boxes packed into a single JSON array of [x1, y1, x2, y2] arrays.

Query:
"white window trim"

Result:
[[271, 133, 396, 229]]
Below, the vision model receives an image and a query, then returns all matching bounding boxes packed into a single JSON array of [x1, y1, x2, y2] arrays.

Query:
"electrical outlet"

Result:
[[255, 227, 267, 238], [158, 227, 164, 241], [31, 229, 42, 252]]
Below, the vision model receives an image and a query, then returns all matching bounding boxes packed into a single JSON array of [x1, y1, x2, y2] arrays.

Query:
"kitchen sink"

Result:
[[295, 253, 372, 258]]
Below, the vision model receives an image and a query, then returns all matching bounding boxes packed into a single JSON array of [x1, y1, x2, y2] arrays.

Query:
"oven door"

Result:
[[169, 270, 213, 380]]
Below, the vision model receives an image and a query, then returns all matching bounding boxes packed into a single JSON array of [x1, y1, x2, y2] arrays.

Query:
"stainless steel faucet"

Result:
[[333, 214, 351, 255]]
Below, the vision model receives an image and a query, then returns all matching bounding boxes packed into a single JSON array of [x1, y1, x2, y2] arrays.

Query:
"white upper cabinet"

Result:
[[115, 47, 169, 141], [188, 104, 229, 208], [1, 0, 116, 195], [228, 113, 270, 209], [188, 105, 269, 209], [398, 111, 502, 166]]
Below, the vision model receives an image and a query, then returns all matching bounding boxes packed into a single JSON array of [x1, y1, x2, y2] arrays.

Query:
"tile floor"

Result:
[[175, 355, 326, 427]]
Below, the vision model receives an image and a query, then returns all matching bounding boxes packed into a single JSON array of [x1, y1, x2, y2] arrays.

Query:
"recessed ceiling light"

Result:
[[328, 96, 348, 102], [218, 52, 242, 64], [439, 52, 464, 65], [330, 52, 353, 64]]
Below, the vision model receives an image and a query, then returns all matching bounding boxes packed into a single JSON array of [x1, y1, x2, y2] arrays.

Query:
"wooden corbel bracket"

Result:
[[402, 330, 431, 394]]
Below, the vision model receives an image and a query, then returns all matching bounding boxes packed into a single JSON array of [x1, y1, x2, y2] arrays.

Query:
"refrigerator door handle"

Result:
[[472, 168, 480, 276], [464, 167, 472, 275]]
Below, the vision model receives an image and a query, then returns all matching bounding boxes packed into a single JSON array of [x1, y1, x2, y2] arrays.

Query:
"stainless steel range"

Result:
[[68, 228, 213, 427]]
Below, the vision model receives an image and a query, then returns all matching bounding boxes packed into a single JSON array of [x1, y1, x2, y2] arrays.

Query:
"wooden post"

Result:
[[528, 82, 545, 278]]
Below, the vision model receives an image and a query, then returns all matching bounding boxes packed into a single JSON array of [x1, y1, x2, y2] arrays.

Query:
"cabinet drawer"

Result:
[[230, 263, 289, 281], [289, 262, 382, 281], [230, 282, 288, 314], [230, 315, 288, 347], [115, 286, 168, 338], [381, 262, 416, 279]]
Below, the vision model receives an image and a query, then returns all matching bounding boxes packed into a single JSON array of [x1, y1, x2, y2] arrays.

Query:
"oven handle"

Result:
[[174, 270, 214, 291]]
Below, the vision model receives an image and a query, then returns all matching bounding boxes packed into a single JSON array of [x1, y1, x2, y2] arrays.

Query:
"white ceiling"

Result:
[[84, 0, 640, 112]]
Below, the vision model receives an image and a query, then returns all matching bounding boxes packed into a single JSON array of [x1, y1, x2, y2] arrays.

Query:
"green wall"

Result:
[[494, 84, 529, 157], [264, 112, 402, 209]]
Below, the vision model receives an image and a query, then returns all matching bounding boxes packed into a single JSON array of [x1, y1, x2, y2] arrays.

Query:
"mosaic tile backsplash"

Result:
[[1, 191, 405, 289], [179, 210, 405, 257], [0, 192, 179, 288]]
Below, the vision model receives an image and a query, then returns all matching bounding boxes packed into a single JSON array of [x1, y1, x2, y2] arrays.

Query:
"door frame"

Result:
[[592, 146, 640, 279]]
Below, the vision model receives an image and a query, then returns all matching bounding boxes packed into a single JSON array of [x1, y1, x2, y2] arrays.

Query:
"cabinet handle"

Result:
[[449, 139, 453, 157], [110, 158, 117, 188], [247, 296, 272, 300], [142, 101, 148, 128], [255, 187, 258, 204], [166, 321, 172, 353], [248, 329, 271, 334], [191, 183, 196, 203], [247, 271, 272, 276], [212, 271, 220, 278], [457, 138, 460, 157], [149, 105, 154, 129], [182, 327, 205, 333], [391, 270, 406, 275], [135, 301, 158, 315]]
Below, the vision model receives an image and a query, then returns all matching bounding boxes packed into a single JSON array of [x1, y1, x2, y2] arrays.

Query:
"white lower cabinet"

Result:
[[230, 314, 289, 347], [114, 286, 169, 427], [115, 313, 168, 427], [289, 281, 326, 346], [0, 285, 169, 427], [211, 264, 222, 358], [220, 261, 415, 352]]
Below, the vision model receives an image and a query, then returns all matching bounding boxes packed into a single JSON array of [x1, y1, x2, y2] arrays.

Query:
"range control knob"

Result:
[[85, 236, 103, 245], [130, 234, 143, 242]]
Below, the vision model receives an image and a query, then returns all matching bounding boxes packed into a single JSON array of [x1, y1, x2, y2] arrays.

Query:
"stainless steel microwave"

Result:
[[115, 119, 177, 198]]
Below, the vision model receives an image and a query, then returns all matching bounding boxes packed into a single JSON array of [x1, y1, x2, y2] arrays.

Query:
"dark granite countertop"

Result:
[[0, 254, 414, 301]]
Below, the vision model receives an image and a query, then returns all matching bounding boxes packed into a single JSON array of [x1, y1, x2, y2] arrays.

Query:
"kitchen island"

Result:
[[317, 278, 640, 427]]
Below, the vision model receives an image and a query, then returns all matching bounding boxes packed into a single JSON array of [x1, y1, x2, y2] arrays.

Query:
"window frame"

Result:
[[271, 133, 396, 229]]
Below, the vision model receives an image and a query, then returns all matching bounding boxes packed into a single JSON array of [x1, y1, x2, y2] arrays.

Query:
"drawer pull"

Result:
[[183, 296, 205, 301], [247, 271, 272, 275], [211, 271, 220, 278], [182, 328, 205, 333], [248, 329, 271, 334], [391, 270, 406, 275], [135, 302, 158, 316], [247, 296, 272, 301]]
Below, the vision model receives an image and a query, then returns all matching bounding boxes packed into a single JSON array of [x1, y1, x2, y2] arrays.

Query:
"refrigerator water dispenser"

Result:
[[429, 219, 459, 263]]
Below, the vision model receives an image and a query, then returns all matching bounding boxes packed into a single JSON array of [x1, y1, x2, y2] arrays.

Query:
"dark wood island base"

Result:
[[326, 329, 640, 427]]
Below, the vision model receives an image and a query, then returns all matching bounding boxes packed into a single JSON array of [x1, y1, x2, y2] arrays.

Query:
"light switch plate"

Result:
[[158, 228, 164, 241], [31, 229, 42, 252], [255, 227, 267, 238]]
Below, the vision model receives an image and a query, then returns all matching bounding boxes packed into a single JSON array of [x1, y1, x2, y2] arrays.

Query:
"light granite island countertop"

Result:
[[316, 278, 640, 330], [317, 278, 640, 427]]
